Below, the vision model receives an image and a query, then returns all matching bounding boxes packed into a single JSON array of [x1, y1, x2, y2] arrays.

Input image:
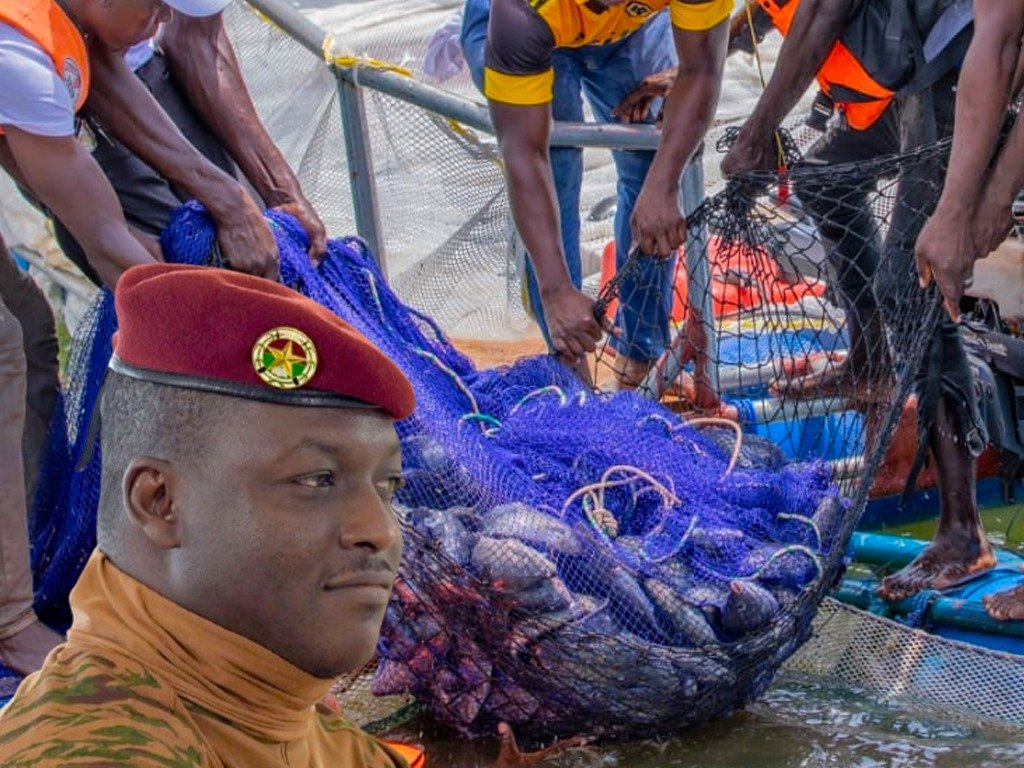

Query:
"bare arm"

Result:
[[84, 41, 280, 281], [915, 0, 1024, 320], [630, 18, 728, 256], [4, 128, 154, 287], [490, 101, 602, 360], [615, 2, 780, 125], [934, 0, 1024, 217], [161, 15, 327, 259], [721, 0, 853, 175]]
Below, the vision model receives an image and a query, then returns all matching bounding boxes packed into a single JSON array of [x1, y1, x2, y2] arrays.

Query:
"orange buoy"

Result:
[[598, 238, 826, 326]]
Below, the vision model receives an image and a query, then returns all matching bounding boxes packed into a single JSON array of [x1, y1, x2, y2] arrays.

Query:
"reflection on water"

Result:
[[390, 673, 1024, 768]]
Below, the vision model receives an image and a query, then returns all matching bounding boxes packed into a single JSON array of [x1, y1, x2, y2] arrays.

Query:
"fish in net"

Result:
[[28, 132, 948, 742]]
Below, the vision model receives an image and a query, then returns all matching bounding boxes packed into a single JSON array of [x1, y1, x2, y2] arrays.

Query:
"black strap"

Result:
[[897, 0, 974, 98], [896, 25, 972, 98]]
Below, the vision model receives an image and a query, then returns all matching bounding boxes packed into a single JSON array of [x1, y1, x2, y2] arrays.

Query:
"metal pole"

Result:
[[337, 66, 662, 150], [679, 145, 719, 397], [638, 147, 719, 399], [241, 0, 326, 57], [336, 74, 386, 275], [244, 0, 662, 150]]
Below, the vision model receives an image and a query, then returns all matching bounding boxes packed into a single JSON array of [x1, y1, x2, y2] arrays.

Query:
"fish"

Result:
[[481, 502, 582, 556], [406, 644, 440, 677], [513, 577, 573, 614], [812, 493, 845, 549], [430, 667, 490, 728], [567, 540, 666, 642], [401, 433, 452, 473], [481, 673, 541, 723], [682, 582, 729, 625], [719, 475, 782, 510], [644, 578, 720, 647], [745, 544, 821, 590], [471, 536, 557, 591], [397, 469, 476, 510], [650, 556, 695, 590], [378, 601, 419, 661], [641, 511, 696, 562], [372, 658, 418, 696], [508, 596, 606, 649], [701, 427, 786, 471], [403, 505, 475, 565], [688, 527, 748, 561], [453, 636, 492, 688], [720, 579, 779, 637]]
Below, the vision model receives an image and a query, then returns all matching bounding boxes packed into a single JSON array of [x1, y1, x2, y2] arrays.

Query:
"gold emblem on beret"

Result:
[[252, 327, 318, 389]]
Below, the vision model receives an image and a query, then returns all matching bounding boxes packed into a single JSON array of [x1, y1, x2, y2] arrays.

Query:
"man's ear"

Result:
[[123, 458, 181, 550]]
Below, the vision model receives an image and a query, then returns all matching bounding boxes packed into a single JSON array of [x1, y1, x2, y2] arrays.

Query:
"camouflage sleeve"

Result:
[[0, 649, 211, 768]]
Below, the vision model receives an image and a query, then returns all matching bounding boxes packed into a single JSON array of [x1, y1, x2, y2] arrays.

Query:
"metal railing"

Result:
[[244, 0, 718, 397]]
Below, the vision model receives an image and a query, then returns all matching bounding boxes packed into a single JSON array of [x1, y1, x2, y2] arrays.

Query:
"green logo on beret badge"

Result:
[[252, 327, 318, 389]]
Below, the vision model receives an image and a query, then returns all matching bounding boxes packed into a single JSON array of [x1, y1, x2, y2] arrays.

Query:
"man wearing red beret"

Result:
[[0, 264, 425, 768], [0, 0, 289, 675]]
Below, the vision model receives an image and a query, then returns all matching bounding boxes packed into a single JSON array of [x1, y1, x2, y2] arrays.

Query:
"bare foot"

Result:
[[771, 353, 894, 407], [0, 617, 63, 675], [495, 722, 590, 765], [878, 533, 996, 602], [983, 584, 1024, 621]]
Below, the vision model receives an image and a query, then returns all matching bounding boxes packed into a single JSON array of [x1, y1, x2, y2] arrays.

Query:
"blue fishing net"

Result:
[[30, 134, 943, 740]]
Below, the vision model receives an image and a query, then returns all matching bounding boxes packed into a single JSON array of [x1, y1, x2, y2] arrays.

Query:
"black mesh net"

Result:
[[366, 129, 962, 742]]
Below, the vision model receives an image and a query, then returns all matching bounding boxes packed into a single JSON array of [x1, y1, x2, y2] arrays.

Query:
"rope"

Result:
[[321, 34, 414, 77], [684, 417, 744, 476], [742, 2, 787, 172]]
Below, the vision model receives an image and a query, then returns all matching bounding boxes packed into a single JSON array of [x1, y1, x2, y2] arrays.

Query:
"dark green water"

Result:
[[386, 502, 1024, 766], [390, 673, 1024, 767]]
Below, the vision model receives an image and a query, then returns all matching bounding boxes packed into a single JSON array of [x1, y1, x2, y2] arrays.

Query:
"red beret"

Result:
[[109, 264, 415, 420]]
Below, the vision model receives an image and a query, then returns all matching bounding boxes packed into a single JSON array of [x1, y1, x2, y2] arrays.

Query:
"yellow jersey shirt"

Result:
[[0, 551, 415, 768], [483, 0, 733, 105]]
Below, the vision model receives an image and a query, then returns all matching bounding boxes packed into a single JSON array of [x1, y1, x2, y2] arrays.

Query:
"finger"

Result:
[[936, 277, 962, 322], [915, 249, 932, 289], [945, 297, 960, 323], [656, 232, 675, 260], [584, 316, 603, 343], [578, 332, 598, 354], [308, 231, 328, 263], [551, 335, 572, 360], [563, 336, 586, 360], [674, 221, 688, 252], [601, 316, 624, 338]]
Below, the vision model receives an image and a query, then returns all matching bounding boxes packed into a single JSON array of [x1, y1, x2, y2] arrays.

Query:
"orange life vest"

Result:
[[757, 0, 894, 130], [0, 0, 90, 135], [383, 740, 427, 768]]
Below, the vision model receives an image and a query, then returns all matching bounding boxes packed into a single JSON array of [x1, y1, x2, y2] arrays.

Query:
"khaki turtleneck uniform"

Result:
[[0, 551, 410, 767]]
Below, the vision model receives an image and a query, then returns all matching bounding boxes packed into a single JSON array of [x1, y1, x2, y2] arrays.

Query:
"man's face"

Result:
[[89, 0, 172, 52], [169, 403, 404, 678]]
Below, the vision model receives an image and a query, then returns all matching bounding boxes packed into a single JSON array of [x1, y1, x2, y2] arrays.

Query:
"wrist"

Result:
[[538, 277, 574, 302], [641, 165, 680, 198], [200, 176, 250, 220], [933, 194, 974, 219]]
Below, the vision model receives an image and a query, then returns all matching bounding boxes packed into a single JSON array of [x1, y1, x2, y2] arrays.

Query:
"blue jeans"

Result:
[[461, 0, 677, 360]]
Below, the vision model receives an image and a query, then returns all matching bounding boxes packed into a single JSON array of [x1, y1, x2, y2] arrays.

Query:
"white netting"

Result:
[[787, 598, 1024, 729], [224, 0, 817, 342]]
